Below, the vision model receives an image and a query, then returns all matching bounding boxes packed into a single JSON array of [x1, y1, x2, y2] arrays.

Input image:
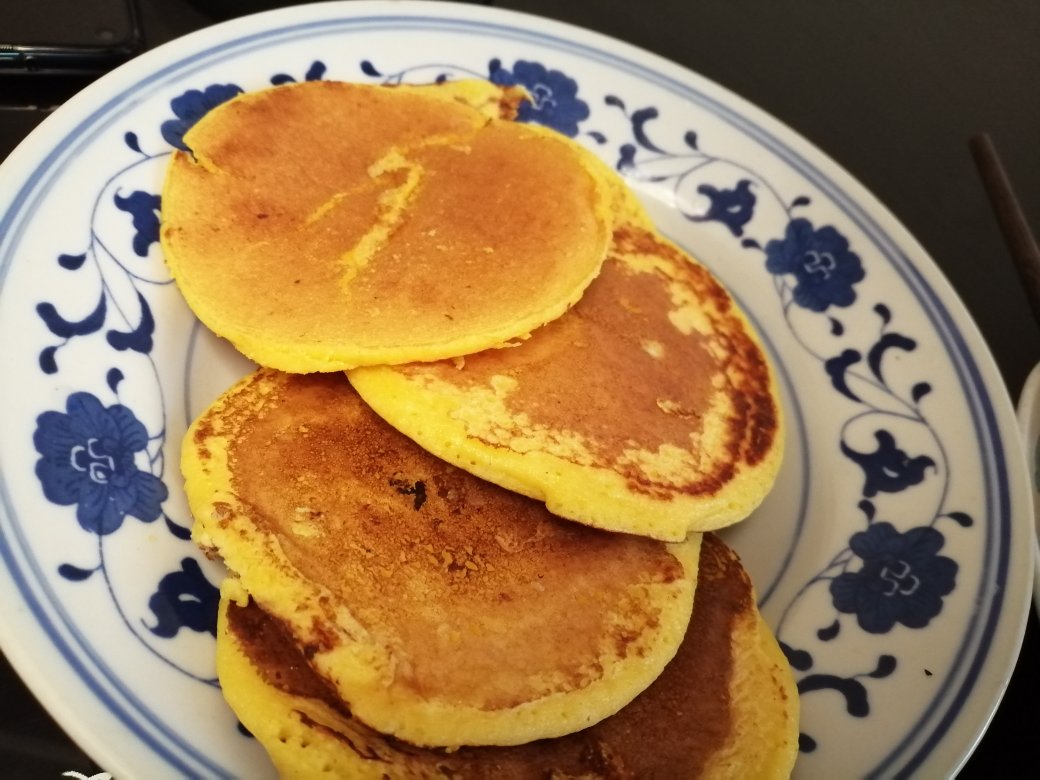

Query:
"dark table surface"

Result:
[[1, 0, 1037, 777]]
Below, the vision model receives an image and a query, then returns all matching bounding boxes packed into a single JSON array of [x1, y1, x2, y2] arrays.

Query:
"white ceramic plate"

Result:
[[1014, 362, 1040, 611], [0, 2, 1032, 777]]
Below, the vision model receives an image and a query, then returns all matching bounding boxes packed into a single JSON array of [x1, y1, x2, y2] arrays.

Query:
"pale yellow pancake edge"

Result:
[[347, 364, 784, 541], [214, 563, 799, 779], [184, 371, 702, 748], [701, 611, 800, 780], [160, 84, 615, 373]]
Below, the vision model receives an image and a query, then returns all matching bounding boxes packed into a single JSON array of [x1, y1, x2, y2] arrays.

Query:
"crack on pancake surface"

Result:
[[160, 80, 613, 370]]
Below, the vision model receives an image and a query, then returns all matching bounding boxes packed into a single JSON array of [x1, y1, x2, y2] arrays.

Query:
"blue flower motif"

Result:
[[764, 218, 865, 311], [488, 58, 589, 137], [146, 558, 221, 638], [161, 83, 243, 151], [691, 179, 756, 237], [830, 522, 957, 633], [113, 190, 161, 257], [33, 393, 168, 535], [841, 429, 936, 497]]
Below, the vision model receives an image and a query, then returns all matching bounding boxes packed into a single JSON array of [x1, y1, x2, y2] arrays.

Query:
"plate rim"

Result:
[[0, 1, 1033, 777]]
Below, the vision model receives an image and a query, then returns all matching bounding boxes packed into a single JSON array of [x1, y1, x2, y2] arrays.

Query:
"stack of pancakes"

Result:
[[164, 79, 797, 778]]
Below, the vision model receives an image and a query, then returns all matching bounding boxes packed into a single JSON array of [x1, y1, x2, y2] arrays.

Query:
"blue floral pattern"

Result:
[[160, 83, 243, 151], [358, 56, 591, 138], [607, 94, 974, 756], [842, 429, 936, 497], [764, 218, 865, 311], [113, 191, 162, 258], [33, 393, 167, 535], [691, 179, 756, 237], [488, 58, 590, 136], [13, 51, 987, 769], [270, 60, 327, 86], [831, 522, 958, 633], [27, 77, 245, 689], [146, 558, 222, 638]]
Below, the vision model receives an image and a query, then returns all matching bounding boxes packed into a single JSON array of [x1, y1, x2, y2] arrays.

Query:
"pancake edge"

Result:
[[214, 539, 799, 779], [347, 358, 784, 542], [184, 369, 703, 747], [159, 82, 616, 372]]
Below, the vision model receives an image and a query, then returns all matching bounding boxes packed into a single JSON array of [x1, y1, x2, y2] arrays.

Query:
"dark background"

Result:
[[1, 1, 1037, 776]]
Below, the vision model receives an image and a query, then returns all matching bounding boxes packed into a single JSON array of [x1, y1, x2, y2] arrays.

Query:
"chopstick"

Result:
[[969, 133, 1040, 329]]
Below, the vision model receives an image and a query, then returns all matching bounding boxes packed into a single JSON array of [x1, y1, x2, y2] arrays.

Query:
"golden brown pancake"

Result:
[[348, 224, 783, 542], [160, 80, 613, 372], [217, 534, 799, 779], [184, 368, 700, 747]]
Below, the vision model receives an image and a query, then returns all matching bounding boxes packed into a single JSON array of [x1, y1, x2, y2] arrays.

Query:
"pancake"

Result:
[[184, 368, 701, 747], [393, 79, 528, 118], [348, 224, 783, 542], [217, 534, 799, 779], [160, 79, 613, 372]]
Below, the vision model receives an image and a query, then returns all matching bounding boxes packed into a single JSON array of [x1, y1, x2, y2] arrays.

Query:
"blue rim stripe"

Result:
[[0, 512, 227, 778], [0, 10, 1016, 777]]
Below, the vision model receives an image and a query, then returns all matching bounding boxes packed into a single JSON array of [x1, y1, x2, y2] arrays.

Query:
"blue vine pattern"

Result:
[[27, 54, 972, 758], [30, 59, 332, 708], [359, 57, 594, 140], [29, 54, 599, 718], [605, 95, 969, 752]]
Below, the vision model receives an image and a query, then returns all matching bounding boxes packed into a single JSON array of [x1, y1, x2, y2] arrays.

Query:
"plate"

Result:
[[0, 2, 1033, 777], [1014, 362, 1040, 610]]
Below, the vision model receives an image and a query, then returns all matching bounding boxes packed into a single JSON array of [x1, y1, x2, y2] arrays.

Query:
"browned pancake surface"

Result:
[[406, 225, 776, 481], [188, 369, 699, 746], [226, 374, 684, 707], [349, 224, 783, 539], [222, 534, 798, 778], [161, 81, 612, 371]]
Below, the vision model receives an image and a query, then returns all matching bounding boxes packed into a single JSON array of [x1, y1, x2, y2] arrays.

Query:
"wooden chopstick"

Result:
[[969, 133, 1040, 329]]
